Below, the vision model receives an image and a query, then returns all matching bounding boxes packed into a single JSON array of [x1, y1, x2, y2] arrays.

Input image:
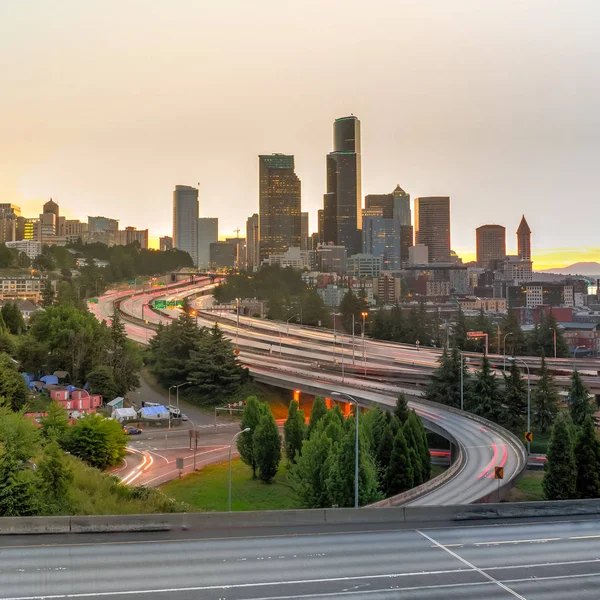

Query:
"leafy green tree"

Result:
[[38, 440, 73, 513], [307, 397, 328, 438], [253, 411, 282, 483], [237, 397, 269, 478], [301, 291, 330, 327], [326, 419, 381, 507], [64, 413, 127, 470], [284, 400, 305, 463], [40, 401, 70, 442], [0, 353, 29, 411], [405, 302, 431, 345], [33, 253, 55, 272], [339, 290, 364, 334], [467, 355, 505, 423], [574, 416, 600, 499], [1, 303, 25, 335], [16, 336, 48, 378], [543, 412, 577, 500], [385, 429, 414, 496], [394, 393, 409, 423], [41, 280, 55, 307], [532, 356, 560, 434], [502, 360, 528, 432], [87, 365, 119, 401], [289, 429, 333, 508], [569, 370, 594, 427], [317, 407, 345, 445]]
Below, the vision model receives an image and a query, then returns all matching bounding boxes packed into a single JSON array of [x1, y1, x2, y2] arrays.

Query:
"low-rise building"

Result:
[[0, 299, 41, 322], [373, 274, 403, 304], [458, 297, 507, 313], [347, 254, 382, 279], [261, 246, 311, 270], [317, 284, 347, 307], [5, 240, 42, 260], [0, 277, 47, 301]]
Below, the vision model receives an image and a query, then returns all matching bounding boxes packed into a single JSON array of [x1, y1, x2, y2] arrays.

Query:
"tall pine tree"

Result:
[[543, 412, 577, 501], [284, 400, 305, 463], [532, 356, 560, 434], [574, 416, 600, 499], [502, 360, 528, 432], [569, 370, 594, 427]]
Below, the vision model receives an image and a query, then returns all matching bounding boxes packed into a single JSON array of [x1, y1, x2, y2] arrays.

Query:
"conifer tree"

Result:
[[307, 397, 328, 438], [284, 400, 305, 463], [543, 412, 577, 500], [569, 370, 594, 427], [237, 397, 269, 478], [574, 416, 600, 499], [532, 356, 560, 434], [467, 355, 505, 423], [385, 429, 414, 495], [502, 360, 528, 432], [254, 411, 282, 483], [394, 393, 410, 423]]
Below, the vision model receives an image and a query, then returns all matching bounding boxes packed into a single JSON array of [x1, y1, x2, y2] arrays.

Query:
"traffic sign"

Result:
[[234, 348, 240, 355], [154, 300, 166, 309], [166, 300, 176, 308], [467, 331, 484, 338], [176, 300, 184, 307], [524, 431, 533, 443], [89, 298, 98, 304], [176, 457, 184, 470], [494, 466, 504, 480]]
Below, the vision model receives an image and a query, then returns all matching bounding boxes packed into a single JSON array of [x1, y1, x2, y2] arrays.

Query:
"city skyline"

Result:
[[2, 1, 599, 269]]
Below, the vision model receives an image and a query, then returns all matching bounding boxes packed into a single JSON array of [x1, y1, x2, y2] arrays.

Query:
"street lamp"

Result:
[[361, 311, 368, 376], [508, 357, 531, 455], [229, 428, 250, 511], [503, 332, 513, 371], [549, 327, 557, 359], [330, 391, 359, 508], [573, 345, 585, 371], [286, 314, 299, 336]]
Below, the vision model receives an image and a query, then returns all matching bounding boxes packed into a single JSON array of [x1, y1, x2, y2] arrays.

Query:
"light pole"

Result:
[[549, 328, 557, 359], [352, 314, 356, 366], [573, 345, 585, 371], [460, 352, 464, 411], [229, 428, 250, 512], [175, 382, 191, 415], [361, 311, 368, 376], [235, 298, 240, 350], [509, 357, 531, 455], [503, 332, 513, 371], [286, 314, 299, 336], [330, 392, 359, 508]]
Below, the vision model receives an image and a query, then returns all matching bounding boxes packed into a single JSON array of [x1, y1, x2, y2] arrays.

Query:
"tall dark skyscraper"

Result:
[[322, 116, 362, 256], [258, 154, 301, 262], [173, 185, 199, 265], [414, 196, 451, 263], [517, 215, 531, 261]]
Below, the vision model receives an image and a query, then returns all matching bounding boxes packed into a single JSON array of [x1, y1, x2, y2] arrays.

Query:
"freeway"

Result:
[[3, 517, 600, 598]]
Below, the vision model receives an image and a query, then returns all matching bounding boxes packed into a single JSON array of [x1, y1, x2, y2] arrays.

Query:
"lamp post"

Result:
[[361, 311, 368, 376], [509, 357, 531, 455], [175, 382, 191, 415], [330, 391, 359, 508], [235, 298, 240, 350], [229, 428, 250, 511], [549, 328, 557, 359], [573, 345, 585, 371], [503, 332, 513, 371], [460, 352, 464, 412], [352, 314, 356, 366], [286, 314, 299, 337]]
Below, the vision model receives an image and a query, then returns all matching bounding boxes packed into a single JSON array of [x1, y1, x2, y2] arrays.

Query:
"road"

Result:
[[3, 517, 600, 598]]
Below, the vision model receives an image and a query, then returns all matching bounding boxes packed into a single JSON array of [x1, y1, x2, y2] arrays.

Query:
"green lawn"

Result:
[[430, 464, 447, 480], [505, 471, 545, 502], [161, 458, 302, 511]]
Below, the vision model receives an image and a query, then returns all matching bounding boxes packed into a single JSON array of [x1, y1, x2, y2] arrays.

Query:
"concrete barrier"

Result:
[[70, 514, 174, 533], [0, 516, 71, 535]]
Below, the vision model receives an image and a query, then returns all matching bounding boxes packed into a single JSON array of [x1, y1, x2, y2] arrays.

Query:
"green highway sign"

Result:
[[166, 300, 176, 308], [127, 280, 135, 285], [176, 300, 184, 307], [154, 300, 166, 309], [89, 298, 99, 304]]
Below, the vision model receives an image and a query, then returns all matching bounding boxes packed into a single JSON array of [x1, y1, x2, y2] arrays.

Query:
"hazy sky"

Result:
[[1, 0, 599, 267]]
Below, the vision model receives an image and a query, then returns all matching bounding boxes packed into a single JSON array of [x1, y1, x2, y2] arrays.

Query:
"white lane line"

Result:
[[474, 538, 560, 546], [569, 535, 600, 540], [416, 529, 527, 600]]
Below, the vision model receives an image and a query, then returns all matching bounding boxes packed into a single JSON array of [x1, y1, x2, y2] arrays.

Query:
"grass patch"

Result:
[[161, 458, 302, 512], [505, 471, 545, 502], [529, 431, 551, 455], [429, 464, 447, 480]]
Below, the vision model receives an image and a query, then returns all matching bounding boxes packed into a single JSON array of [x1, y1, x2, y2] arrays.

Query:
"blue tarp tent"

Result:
[[139, 405, 169, 420], [40, 375, 59, 386], [22, 373, 34, 384]]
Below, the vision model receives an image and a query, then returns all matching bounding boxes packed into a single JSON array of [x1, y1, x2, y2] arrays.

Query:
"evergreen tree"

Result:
[[452, 308, 469, 350], [376, 421, 395, 476], [532, 356, 560, 434], [40, 401, 70, 443], [339, 290, 364, 333], [301, 290, 330, 327], [41, 280, 55, 307], [500, 311, 527, 357], [403, 418, 423, 486], [385, 429, 414, 495], [502, 360, 528, 432], [425, 348, 466, 409], [253, 411, 282, 483], [408, 410, 431, 481], [569, 370, 594, 427], [38, 440, 73, 513], [87, 365, 119, 400], [359, 407, 387, 454], [394, 393, 410, 423], [543, 412, 577, 500], [1, 303, 25, 335], [284, 400, 305, 463], [389, 302, 407, 343], [467, 355, 505, 423], [0, 353, 29, 411], [237, 397, 269, 478], [108, 309, 141, 396], [318, 407, 345, 445], [406, 302, 431, 345], [574, 416, 600, 499], [307, 397, 328, 438]]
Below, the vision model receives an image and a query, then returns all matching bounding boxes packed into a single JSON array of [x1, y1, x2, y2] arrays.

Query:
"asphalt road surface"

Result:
[[3, 518, 600, 599]]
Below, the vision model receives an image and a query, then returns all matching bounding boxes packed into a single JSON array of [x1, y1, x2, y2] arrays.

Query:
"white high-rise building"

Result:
[[173, 185, 199, 265]]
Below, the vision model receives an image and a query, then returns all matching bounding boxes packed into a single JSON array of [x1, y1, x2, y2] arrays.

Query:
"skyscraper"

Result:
[[197, 218, 218, 269], [362, 210, 401, 271], [365, 193, 394, 219], [258, 154, 301, 262], [322, 116, 362, 256], [246, 214, 260, 271], [517, 215, 531, 261], [414, 196, 451, 263], [476, 224, 506, 268], [173, 185, 199, 265], [301, 212, 309, 250], [392, 184, 411, 226]]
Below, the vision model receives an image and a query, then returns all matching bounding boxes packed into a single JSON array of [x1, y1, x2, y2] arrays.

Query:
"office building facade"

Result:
[[517, 215, 532, 261], [322, 116, 362, 256], [301, 212, 309, 250], [246, 214, 260, 271], [476, 224, 506, 268], [159, 236, 173, 252], [209, 241, 236, 269], [362, 213, 401, 271], [258, 154, 301, 262], [414, 196, 451, 263], [173, 185, 199, 265], [197, 218, 218, 269]]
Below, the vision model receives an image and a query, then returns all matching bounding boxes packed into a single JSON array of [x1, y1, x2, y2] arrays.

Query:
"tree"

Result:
[[41, 280, 55, 307], [64, 414, 127, 470], [38, 440, 73, 513], [326, 420, 381, 507], [87, 366, 119, 401], [237, 397, 269, 478], [407, 410, 431, 481], [307, 397, 328, 438], [284, 400, 305, 463], [402, 418, 423, 486], [359, 406, 387, 455], [452, 308, 469, 350], [394, 393, 409, 423], [107, 310, 141, 396], [405, 302, 431, 346], [339, 290, 364, 334], [253, 411, 282, 483], [0, 353, 29, 411], [1, 303, 25, 335], [425, 347, 467, 409], [502, 360, 528, 432], [385, 429, 414, 496], [569, 370, 594, 427], [543, 412, 577, 500], [500, 311, 527, 357], [574, 416, 600, 499], [301, 291, 330, 327], [40, 401, 70, 442], [532, 356, 560, 434], [376, 421, 395, 477], [289, 429, 333, 508], [467, 355, 505, 423]]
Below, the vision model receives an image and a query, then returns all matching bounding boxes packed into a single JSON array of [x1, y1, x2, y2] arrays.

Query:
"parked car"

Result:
[[123, 425, 143, 435], [181, 414, 189, 421]]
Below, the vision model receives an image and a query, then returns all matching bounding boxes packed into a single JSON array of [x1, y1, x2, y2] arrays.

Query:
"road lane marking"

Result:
[[474, 537, 561, 545], [416, 529, 527, 600], [569, 535, 600, 540]]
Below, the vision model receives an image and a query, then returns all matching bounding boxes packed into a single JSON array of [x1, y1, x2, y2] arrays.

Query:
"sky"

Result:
[[1, 0, 599, 269]]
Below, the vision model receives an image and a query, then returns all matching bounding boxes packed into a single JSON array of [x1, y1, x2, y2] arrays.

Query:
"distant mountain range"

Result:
[[537, 262, 600, 277]]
